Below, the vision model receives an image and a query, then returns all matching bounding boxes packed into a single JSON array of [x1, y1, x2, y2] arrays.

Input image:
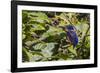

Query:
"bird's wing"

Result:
[[67, 31, 78, 47]]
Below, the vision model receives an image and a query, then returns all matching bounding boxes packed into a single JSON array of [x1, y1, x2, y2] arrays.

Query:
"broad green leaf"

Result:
[[41, 43, 56, 57], [31, 54, 43, 61], [22, 48, 33, 62], [67, 46, 77, 56], [30, 51, 43, 61], [28, 12, 49, 23], [22, 11, 29, 24], [25, 39, 44, 47], [58, 53, 68, 60], [31, 24, 45, 31], [25, 41, 33, 46], [41, 26, 65, 39], [33, 43, 46, 50], [31, 51, 44, 56]]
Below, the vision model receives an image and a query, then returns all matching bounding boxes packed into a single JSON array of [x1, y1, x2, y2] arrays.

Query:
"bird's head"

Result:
[[59, 25, 76, 32], [65, 25, 75, 30]]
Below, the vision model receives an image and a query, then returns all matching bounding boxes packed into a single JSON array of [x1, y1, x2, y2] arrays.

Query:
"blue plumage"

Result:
[[66, 25, 78, 48]]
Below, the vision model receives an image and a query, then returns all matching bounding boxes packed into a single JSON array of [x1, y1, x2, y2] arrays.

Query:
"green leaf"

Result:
[[29, 12, 49, 23], [32, 24, 45, 31], [67, 46, 77, 56], [41, 43, 56, 57], [58, 53, 68, 60], [41, 26, 65, 39], [25, 41, 33, 46], [31, 51, 44, 56], [30, 51, 43, 61], [22, 48, 33, 62], [22, 11, 29, 24], [33, 43, 46, 50], [31, 54, 43, 61]]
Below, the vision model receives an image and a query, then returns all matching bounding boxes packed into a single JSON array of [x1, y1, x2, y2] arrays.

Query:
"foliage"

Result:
[[22, 10, 90, 62]]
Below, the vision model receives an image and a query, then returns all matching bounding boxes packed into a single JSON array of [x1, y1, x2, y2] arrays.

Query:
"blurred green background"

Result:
[[22, 10, 90, 62]]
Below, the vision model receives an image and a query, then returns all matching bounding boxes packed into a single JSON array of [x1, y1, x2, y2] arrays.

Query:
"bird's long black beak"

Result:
[[58, 26, 65, 29], [58, 26, 68, 31]]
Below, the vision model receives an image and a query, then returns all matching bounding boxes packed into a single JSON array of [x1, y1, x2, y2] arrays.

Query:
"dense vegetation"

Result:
[[22, 10, 90, 62]]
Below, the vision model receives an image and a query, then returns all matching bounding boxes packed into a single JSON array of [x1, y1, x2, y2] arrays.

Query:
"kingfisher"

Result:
[[59, 25, 78, 48]]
